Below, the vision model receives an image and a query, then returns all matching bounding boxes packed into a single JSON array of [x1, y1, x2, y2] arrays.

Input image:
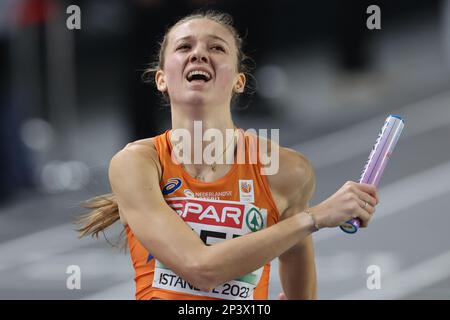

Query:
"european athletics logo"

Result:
[[162, 178, 182, 195]]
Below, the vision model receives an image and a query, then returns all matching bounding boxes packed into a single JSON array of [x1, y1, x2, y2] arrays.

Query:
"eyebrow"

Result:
[[175, 35, 230, 47]]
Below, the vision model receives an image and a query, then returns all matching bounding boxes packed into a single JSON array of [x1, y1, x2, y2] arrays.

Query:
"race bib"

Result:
[[152, 197, 268, 300]]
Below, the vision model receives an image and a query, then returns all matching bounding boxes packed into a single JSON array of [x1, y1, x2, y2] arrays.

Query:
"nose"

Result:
[[189, 45, 209, 64]]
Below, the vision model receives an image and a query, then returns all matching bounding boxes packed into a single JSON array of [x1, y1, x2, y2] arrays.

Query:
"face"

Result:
[[155, 18, 246, 107]]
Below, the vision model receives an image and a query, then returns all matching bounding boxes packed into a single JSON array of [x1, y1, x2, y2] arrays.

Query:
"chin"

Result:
[[184, 92, 209, 107]]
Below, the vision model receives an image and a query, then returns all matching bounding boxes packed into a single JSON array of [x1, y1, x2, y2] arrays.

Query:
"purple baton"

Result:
[[340, 114, 405, 234]]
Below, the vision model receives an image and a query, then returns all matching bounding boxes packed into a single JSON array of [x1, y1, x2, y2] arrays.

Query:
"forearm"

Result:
[[278, 237, 317, 299], [199, 211, 315, 290]]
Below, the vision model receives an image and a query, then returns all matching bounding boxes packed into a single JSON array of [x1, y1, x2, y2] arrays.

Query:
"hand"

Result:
[[310, 181, 379, 229]]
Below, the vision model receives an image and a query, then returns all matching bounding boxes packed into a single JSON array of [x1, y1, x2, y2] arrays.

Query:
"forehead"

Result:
[[168, 18, 235, 46]]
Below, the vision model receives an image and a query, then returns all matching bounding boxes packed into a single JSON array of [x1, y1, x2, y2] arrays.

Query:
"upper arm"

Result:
[[276, 148, 316, 251], [271, 148, 317, 298], [271, 148, 316, 297], [269, 147, 316, 219], [285, 148, 316, 211], [108, 143, 208, 287]]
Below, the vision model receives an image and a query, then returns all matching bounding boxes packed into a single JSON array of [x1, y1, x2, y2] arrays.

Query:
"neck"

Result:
[[169, 102, 237, 176], [171, 101, 234, 133]]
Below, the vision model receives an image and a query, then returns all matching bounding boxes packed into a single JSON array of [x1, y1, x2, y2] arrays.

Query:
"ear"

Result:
[[155, 69, 167, 93], [234, 73, 246, 93]]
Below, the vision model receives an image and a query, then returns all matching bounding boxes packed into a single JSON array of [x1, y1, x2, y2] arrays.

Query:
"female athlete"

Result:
[[77, 11, 379, 300]]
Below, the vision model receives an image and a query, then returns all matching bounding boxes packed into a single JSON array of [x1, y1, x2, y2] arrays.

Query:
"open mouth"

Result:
[[186, 70, 212, 82]]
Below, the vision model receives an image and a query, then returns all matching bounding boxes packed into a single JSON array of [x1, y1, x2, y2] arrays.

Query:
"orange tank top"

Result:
[[126, 129, 280, 300]]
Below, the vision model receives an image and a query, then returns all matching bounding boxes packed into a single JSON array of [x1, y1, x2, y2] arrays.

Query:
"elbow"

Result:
[[184, 251, 220, 292]]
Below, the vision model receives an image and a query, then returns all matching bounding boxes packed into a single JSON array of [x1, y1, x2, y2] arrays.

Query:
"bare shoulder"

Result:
[[269, 147, 315, 197], [111, 137, 161, 176], [122, 137, 158, 157], [263, 140, 316, 215], [109, 137, 162, 225]]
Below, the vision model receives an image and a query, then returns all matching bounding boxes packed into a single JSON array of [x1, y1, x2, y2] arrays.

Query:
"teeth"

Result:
[[187, 70, 211, 81]]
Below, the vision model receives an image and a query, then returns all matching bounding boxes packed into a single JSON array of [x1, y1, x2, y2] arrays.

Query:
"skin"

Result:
[[109, 18, 379, 298]]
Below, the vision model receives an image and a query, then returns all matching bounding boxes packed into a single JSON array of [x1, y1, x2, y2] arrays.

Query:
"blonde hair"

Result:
[[76, 10, 251, 247], [76, 193, 126, 250]]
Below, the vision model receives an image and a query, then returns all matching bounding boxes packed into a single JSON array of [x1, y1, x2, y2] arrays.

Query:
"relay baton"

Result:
[[340, 114, 405, 234]]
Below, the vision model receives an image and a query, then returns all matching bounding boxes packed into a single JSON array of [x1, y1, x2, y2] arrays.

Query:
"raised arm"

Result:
[[108, 142, 317, 292]]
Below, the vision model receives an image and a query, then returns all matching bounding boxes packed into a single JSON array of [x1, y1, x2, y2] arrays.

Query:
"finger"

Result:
[[355, 197, 375, 215], [279, 292, 287, 300], [356, 183, 379, 204], [356, 207, 371, 228], [353, 188, 377, 208]]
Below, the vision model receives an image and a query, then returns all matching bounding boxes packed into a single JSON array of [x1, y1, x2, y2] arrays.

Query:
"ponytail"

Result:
[[76, 193, 127, 250]]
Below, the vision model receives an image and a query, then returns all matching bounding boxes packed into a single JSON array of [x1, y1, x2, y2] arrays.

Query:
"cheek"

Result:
[[164, 56, 184, 87], [215, 64, 236, 90]]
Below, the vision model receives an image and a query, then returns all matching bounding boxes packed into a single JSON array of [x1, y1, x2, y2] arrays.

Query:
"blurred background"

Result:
[[1, 0, 450, 299]]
